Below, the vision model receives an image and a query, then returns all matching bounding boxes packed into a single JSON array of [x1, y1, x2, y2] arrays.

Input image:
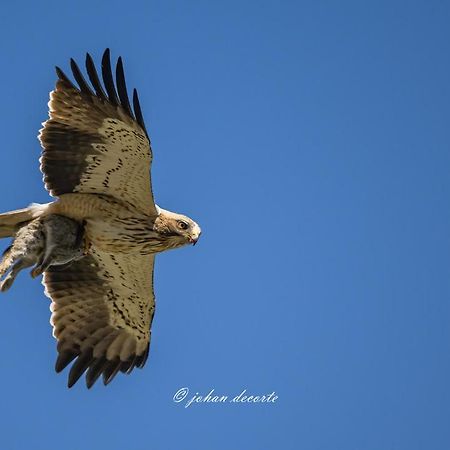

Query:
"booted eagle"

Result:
[[0, 49, 201, 388]]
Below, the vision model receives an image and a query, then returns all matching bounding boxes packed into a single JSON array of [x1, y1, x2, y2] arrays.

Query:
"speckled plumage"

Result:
[[0, 49, 201, 388]]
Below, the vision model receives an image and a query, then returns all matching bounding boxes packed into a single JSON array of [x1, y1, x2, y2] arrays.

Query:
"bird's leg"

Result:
[[75, 220, 91, 256], [29, 253, 45, 278], [82, 235, 92, 255], [30, 253, 53, 278]]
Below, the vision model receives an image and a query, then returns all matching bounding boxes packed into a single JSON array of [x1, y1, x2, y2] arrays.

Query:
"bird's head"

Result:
[[154, 207, 202, 248]]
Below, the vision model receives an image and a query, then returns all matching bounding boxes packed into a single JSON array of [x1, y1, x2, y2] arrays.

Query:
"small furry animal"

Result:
[[0, 215, 85, 292]]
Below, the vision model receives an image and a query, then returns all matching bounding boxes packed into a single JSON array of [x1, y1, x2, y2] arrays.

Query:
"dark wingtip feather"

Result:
[[70, 58, 93, 96], [86, 357, 107, 389], [58, 50, 149, 138], [55, 351, 77, 373], [55, 66, 76, 89], [68, 350, 93, 388], [102, 359, 122, 386], [101, 49, 119, 106], [133, 89, 149, 139], [85, 52, 107, 100], [116, 57, 134, 118], [135, 344, 150, 369], [119, 358, 135, 374]]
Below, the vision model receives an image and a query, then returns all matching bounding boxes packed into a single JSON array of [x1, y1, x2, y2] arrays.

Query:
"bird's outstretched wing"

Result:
[[43, 249, 156, 388], [39, 49, 157, 216]]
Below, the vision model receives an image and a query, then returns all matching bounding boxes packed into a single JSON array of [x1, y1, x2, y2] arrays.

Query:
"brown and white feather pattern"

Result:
[[43, 248, 155, 388], [35, 52, 159, 387], [39, 50, 157, 216]]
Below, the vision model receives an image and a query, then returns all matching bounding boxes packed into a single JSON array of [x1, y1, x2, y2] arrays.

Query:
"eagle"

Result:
[[0, 49, 201, 388]]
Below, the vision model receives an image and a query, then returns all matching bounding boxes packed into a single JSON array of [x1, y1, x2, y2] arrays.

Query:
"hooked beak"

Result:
[[189, 230, 201, 246], [189, 224, 202, 246]]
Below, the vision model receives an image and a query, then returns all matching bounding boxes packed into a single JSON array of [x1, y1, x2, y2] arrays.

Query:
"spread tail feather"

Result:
[[0, 203, 50, 238]]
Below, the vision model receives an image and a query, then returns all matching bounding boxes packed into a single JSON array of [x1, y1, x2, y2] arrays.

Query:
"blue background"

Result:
[[0, 1, 449, 449]]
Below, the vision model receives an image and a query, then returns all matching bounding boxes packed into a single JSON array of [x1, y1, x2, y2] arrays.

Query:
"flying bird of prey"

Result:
[[0, 49, 201, 388]]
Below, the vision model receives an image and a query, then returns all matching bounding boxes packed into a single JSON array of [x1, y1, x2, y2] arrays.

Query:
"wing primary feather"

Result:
[[101, 49, 119, 106], [85, 52, 108, 100], [125, 356, 136, 375], [115, 57, 134, 118], [68, 350, 94, 388], [70, 58, 94, 96], [119, 358, 134, 374], [86, 357, 107, 389], [133, 89, 149, 139], [55, 66, 77, 90], [55, 351, 77, 373], [102, 359, 122, 385], [136, 344, 150, 368]]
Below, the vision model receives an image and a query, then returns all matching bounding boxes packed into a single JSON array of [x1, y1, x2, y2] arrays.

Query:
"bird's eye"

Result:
[[177, 220, 189, 230]]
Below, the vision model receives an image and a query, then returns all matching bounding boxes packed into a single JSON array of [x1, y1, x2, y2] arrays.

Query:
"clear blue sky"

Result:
[[0, 1, 449, 449]]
